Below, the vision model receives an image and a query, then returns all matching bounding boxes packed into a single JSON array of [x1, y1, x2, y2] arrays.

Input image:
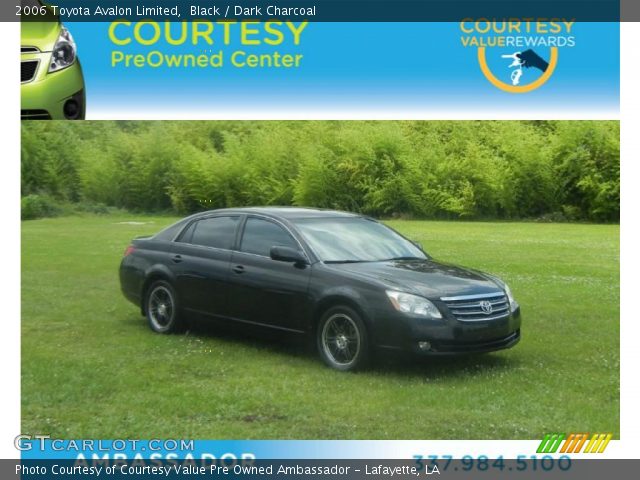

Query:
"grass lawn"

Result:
[[21, 215, 619, 439]]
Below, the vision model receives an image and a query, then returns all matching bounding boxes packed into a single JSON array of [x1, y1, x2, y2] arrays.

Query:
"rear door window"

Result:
[[180, 216, 239, 250]]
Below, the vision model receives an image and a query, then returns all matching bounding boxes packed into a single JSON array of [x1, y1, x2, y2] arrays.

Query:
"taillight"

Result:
[[123, 245, 136, 257]]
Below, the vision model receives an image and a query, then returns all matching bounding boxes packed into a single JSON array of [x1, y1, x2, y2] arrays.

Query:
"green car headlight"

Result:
[[386, 290, 442, 319], [49, 27, 76, 73]]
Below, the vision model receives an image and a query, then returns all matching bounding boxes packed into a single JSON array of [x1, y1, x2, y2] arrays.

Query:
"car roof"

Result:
[[193, 207, 362, 220]]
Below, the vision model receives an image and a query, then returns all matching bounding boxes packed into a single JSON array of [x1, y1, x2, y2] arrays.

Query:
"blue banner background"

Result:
[[65, 22, 619, 117]]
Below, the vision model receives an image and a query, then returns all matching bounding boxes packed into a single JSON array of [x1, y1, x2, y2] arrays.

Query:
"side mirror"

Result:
[[270, 246, 308, 264]]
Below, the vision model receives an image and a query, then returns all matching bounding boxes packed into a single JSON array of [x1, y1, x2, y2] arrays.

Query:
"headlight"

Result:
[[386, 291, 442, 319], [49, 28, 76, 73], [504, 284, 519, 311]]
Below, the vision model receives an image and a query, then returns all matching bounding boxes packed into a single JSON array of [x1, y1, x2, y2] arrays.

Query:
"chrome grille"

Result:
[[21, 60, 39, 83], [21, 46, 40, 54], [441, 292, 510, 322]]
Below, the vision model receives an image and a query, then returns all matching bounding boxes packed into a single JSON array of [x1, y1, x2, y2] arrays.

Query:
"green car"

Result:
[[21, 2, 85, 120]]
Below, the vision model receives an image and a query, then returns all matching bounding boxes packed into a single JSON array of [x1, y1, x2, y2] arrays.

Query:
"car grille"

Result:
[[441, 291, 510, 321], [21, 60, 39, 83], [21, 110, 52, 120], [21, 46, 40, 54]]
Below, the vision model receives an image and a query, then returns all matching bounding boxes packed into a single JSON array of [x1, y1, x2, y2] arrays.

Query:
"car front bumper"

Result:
[[21, 53, 85, 120], [411, 328, 521, 355], [374, 306, 522, 355]]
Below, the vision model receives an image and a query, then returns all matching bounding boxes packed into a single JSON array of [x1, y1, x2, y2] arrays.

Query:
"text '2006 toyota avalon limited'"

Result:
[[119, 207, 521, 371]]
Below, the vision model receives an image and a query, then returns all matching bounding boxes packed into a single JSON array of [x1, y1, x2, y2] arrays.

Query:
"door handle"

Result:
[[232, 265, 245, 274], [172, 254, 183, 264]]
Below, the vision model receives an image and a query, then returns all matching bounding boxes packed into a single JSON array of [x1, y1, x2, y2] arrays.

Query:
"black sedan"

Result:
[[120, 207, 521, 371]]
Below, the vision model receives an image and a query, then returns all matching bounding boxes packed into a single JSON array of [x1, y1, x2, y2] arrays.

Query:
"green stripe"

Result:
[[548, 433, 566, 453], [538, 433, 566, 453], [537, 434, 551, 453]]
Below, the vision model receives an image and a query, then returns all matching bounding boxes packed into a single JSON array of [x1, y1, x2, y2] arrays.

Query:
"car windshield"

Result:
[[293, 217, 428, 263]]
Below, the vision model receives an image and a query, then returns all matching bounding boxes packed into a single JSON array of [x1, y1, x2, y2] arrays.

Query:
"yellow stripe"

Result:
[[597, 433, 613, 453], [590, 433, 606, 453], [584, 433, 599, 453]]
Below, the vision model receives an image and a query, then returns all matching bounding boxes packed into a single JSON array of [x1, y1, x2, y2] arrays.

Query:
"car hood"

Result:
[[327, 259, 504, 299], [21, 21, 61, 52]]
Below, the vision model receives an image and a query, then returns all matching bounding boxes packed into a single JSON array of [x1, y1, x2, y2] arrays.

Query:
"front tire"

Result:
[[317, 306, 369, 371], [145, 280, 183, 333]]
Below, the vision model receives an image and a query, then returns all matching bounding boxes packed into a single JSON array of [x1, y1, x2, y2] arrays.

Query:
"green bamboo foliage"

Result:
[[21, 120, 620, 221]]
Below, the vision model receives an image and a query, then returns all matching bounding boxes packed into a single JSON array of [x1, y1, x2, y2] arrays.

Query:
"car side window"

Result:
[[240, 217, 298, 257], [179, 216, 239, 250], [177, 221, 196, 243]]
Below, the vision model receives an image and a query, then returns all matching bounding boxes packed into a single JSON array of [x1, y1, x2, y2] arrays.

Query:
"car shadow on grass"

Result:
[[124, 313, 521, 380], [372, 350, 520, 381]]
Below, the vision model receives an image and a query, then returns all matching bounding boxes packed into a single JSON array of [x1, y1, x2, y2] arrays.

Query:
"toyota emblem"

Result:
[[480, 300, 493, 314]]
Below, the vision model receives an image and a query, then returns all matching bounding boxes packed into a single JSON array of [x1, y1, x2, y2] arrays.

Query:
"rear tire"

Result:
[[317, 306, 369, 371], [145, 280, 183, 334]]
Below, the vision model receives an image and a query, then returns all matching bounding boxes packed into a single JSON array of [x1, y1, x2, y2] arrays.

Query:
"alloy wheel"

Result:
[[321, 313, 361, 368], [147, 285, 175, 332]]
